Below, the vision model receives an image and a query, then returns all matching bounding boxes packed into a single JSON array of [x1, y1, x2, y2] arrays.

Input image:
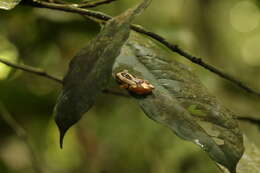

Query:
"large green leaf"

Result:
[[113, 32, 244, 173], [0, 0, 21, 10], [54, 0, 151, 148]]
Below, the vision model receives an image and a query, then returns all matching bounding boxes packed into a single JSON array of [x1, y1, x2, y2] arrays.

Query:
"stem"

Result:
[[0, 57, 129, 97], [0, 58, 62, 83], [58, 0, 117, 8], [238, 116, 260, 126]]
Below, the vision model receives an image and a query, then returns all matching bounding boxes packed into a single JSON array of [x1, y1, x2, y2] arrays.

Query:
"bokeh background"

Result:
[[1, 0, 260, 173]]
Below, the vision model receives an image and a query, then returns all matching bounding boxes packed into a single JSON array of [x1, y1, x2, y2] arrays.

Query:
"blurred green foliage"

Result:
[[0, 0, 260, 173]]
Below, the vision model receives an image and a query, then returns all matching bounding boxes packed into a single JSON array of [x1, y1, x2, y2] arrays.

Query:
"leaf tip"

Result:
[[54, 111, 69, 149], [57, 124, 68, 149], [59, 129, 65, 149]]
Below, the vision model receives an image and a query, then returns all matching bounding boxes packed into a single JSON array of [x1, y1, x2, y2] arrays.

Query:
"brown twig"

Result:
[[0, 57, 129, 97], [20, 0, 260, 98], [102, 88, 129, 97], [0, 58, 62, 83], [0, 101, 43, 173], [131, 26, 260, 98], [238, 116, 260, 126], [22, 0, 111, 21], [52, 0, 116, 8]]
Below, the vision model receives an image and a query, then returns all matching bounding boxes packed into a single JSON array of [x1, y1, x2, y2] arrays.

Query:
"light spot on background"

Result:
[[230, 1, 259, 33], [0, 138, 31, 170], [0, 36, 18, 80], [242, 35, 260, 66]]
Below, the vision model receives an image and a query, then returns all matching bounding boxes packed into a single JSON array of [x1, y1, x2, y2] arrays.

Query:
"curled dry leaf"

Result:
[[113, 32, 244, 173], [54, 0, 151, 148]]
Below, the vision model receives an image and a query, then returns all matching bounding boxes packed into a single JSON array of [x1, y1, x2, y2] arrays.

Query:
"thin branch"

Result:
[[238, 116, 260, 126], [0, 101, 43, 173], [22, 0, 112, 21], [52, 0, 116, 8], [0, 58, 62, 83], [102, 88, 129, 97], [0, 57, 129, 97], [131, 26, 260, 98], [80, 0, 116, 8], [20, 0, 260, 98]]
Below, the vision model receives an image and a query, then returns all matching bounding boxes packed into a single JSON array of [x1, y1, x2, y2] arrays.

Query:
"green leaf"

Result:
[[0, 0, 21, 10], [54, 0, 151, 148], [113, 32, 244, 173]]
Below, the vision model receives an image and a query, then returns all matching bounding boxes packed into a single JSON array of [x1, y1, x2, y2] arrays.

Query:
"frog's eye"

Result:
[[122, 73, 132, 80]]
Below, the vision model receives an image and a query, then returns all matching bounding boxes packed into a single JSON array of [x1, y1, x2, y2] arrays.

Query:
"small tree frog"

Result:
[[115, 70, 155, 95]]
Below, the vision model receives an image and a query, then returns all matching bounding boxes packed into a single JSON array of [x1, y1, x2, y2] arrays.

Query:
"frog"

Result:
[[115, 70, 155, 95]]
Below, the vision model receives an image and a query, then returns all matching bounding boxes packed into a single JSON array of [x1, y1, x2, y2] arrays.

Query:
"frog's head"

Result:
[[115, 70, 137, 86]]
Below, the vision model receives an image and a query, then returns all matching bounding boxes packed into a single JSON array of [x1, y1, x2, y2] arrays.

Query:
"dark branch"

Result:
[[22, 0, 111, 21], [0, 58, 62, 83], [52, 0, 116, 8], [131, 26, 260, 98], [0, 57, 129, 97], [102, 88, 129, 97], [238, 117, 260, 126], [20, 0, 260, 98]]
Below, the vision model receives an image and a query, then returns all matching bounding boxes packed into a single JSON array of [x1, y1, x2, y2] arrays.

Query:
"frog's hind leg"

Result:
[[120, 84, 129, 89]]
